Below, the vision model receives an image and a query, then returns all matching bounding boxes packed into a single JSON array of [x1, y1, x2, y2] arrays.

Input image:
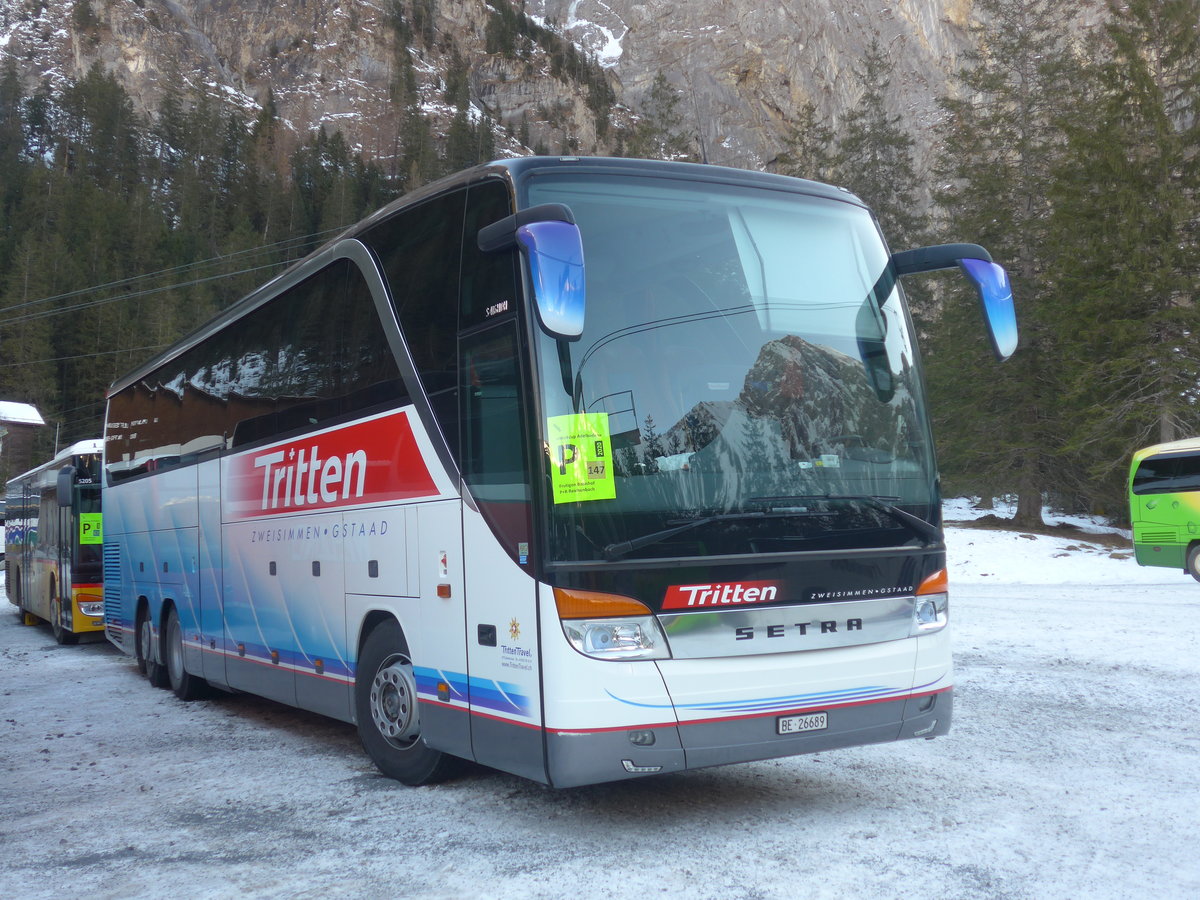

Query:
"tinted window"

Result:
[[1133, 452, 1200, 495], [361, 191, 465, 455], [461, 325, 531, 562], [461, 180, 518, 330], [106, 258, 402, 481], [227, 259, 404, 446]]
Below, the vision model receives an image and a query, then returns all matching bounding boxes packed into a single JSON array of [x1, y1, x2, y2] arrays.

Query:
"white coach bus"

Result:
[[103, 157, 1016, 787]]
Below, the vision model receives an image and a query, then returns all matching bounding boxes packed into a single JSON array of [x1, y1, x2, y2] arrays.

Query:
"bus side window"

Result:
[[460, 326, 531, 561], [362, 191, 465, 458], [461, 179, 518, 330]]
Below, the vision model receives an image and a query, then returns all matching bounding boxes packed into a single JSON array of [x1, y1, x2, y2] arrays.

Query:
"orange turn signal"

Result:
[[916, 568, 949, 595], [553, 587, 652, 620]]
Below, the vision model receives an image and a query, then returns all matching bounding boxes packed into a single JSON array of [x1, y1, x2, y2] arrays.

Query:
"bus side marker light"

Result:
[[437, 584, 452, 599], [628, 729, 656, 746], [271, 649, 280, 665], [238, 643, 246, 657], [622, 760, 662, 774], [437, 681, 451, 701], [315, 659, 325, 675]]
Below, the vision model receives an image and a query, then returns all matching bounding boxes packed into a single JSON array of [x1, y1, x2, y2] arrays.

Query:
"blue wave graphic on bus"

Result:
[[413, 667, 469, 702], [413, 667, 532, 718], [606, 676, 947, 716]]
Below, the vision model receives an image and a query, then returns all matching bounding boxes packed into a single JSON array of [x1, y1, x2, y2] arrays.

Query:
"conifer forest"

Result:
[[0, 0, 1196, 523]]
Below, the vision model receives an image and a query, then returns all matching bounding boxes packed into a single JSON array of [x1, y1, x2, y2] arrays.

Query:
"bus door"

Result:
[[18, 481, 36, 608], [459, 324, 545, 781]]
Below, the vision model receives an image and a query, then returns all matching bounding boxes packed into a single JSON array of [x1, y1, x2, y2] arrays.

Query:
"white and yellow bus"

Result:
[[6, 439, 105, 643]]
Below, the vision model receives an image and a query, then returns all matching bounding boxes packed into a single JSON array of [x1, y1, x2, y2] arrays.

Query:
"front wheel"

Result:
[[355, 619, 455, 786], [1187, 545, 1200, 584], [51, 592, 78, 645]]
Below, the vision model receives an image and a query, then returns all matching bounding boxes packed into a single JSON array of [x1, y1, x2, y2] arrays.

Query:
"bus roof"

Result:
[[5, 439, 104, 488], [1131, 436, 1200, 469], [105, 157, 864, 398]]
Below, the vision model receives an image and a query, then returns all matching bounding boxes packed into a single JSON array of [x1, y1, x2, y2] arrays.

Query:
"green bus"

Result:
[[1129, 437, 1200, 582]]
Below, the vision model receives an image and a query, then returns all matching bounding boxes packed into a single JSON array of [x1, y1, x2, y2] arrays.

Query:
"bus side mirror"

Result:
[[479, 203, 586, 341], [891, 243, 1017, 362], [57, 466, 73, 507], [517, 220, 586, 341], [958, 258, 1016, 361]]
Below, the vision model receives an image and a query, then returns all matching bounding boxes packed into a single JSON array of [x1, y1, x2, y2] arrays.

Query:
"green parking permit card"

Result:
[[79, 512, 103, 545], [547, 413, 617, 504]]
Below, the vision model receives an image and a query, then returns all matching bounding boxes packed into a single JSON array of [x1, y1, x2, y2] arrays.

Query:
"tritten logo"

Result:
[[662, 580, 781, 610], [228, 410, 439, 518]]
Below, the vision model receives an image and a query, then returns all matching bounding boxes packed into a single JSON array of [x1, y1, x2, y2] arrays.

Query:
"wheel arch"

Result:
[[357, 609, 404, 663]]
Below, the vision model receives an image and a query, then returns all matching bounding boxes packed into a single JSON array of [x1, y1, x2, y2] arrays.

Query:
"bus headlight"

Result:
[[554, 588, 671, 661], [563, 616, 667, 661], [911, 568, 949, 635]]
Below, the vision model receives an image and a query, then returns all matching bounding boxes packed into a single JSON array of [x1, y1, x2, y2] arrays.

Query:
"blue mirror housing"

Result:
[[890, 243, 1018, 362], [958, 258, 1017, 361], [517, 220, 586, 341]]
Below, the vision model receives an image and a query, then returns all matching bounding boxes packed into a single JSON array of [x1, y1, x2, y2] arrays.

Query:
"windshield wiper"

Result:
[[749, 494, 942, 545], [602, 512, 769, 562]]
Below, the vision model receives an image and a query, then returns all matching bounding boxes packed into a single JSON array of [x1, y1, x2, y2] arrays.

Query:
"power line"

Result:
[[0, 343, 169, 369], [0, 259, 296, 327], [0, 223, 349, 322]]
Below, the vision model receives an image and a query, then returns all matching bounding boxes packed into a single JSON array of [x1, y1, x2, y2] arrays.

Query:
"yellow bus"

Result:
[[5, 440, 105, 642]]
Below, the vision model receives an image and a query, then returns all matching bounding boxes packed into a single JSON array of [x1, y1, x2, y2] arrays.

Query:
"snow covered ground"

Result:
[[2, 513, 1198, 899]]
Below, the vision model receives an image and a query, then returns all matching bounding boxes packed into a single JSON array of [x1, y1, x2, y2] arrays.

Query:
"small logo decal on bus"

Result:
[[229, 410, 438, 518], [662, 581, 781, 610]]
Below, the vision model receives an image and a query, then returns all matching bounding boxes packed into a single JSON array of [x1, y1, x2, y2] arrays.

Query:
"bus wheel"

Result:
[[50, 593, 78, 645], [355, 620, 455, 786], [49, 592, 78, 648], [137, 610, 169, 689], [1187, 545, 1200, 584], [165, 607, 210, 701]]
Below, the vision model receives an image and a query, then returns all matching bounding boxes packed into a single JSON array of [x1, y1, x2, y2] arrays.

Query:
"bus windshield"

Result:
[[525, 171, 936, 563]]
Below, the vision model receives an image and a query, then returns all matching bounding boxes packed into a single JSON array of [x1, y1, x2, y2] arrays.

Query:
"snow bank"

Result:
[[942, 498, 1177, 586]]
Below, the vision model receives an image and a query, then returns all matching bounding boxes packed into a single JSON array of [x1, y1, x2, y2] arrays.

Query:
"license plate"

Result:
[[777, 712, 828, 735]]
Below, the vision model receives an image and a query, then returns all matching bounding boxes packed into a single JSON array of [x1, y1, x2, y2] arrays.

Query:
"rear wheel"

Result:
[[137, 609, 169, 688], [165, 607, 211, 700], [355, 619, 455, 786], [1187, 545, 1200, 584]]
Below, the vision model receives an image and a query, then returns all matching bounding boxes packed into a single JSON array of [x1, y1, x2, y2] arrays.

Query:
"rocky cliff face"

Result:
[[3, 0, 613, 161], [531, 0, 975, 169], [1, 0, 1000, 173]]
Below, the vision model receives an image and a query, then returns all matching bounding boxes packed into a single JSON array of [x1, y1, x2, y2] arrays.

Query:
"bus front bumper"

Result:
[[544, 688, 952, 788]]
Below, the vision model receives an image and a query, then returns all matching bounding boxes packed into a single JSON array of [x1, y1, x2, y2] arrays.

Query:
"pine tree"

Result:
[[622, 72, 697, 162], [927, 0, 1078, 525], [832, 39, 927, 253], [1046, 0, 1200, 511], [775, 101, 835, 184], [0, 61, 28, 276]]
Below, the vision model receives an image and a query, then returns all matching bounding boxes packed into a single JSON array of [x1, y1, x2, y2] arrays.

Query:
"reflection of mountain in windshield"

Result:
[[643, 335, 918, 474]]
